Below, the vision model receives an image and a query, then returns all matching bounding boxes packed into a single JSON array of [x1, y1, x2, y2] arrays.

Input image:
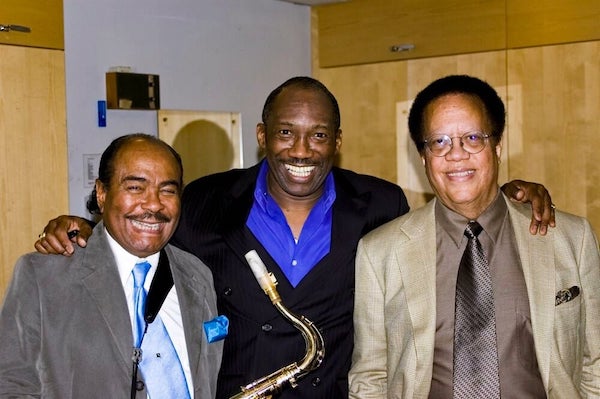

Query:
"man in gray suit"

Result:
[[349, 75, 600, 398], [0, 134, 222, 398]]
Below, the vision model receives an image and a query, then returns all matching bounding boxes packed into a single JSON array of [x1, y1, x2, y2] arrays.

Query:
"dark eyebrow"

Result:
[[121, 175, 147, 184], [121, 176, 181, 189], [277, 121, 331, 131], [160, 179, 182, 190]]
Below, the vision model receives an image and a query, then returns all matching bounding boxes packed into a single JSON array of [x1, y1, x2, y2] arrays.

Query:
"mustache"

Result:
[[126, 211, 171, 223]]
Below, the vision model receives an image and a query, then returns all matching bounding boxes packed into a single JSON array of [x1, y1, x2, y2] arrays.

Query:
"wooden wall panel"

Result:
[[315, 42, 599, 237], [0, 45, 68, 298], [506, 41, 600, 236], [507, 0, 600, 49], [0, 0, 64, 50], [315, 51, 508, 210], [315, 62, 407, 185], [316, 0, 506, 67]]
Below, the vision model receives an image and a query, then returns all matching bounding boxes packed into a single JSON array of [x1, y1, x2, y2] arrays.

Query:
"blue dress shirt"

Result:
[[246, 161, 336, 287]]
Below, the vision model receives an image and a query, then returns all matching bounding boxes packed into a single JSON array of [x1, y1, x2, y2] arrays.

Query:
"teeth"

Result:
[[286, 164, 315, 177], [447, 170, 474, 178], [131, 220, 161, 231]]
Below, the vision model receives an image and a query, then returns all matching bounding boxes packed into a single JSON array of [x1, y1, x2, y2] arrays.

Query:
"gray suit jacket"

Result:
[[0, 223, 222, 398], [349, 194, 600, 398]]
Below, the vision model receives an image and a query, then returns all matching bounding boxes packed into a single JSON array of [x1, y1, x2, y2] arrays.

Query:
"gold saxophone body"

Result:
[[229, 250, 326, 399]]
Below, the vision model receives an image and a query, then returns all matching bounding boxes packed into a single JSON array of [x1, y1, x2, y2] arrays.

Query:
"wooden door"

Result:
[[0, 44, 68, 298]]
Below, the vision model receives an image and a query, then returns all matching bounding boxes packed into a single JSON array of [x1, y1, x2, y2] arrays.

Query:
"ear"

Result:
[[335, 129, 343, 154], [95, 180, 107, 213], [256, 123, 266, 150], [421, 153, 426, 167], [495, 139, 502, 160]]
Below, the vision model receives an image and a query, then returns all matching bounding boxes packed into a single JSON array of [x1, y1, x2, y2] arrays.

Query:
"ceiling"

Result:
[[274, 0, 349, 5]]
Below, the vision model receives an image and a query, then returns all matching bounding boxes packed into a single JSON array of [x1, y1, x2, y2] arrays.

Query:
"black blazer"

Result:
[[172, 161, 409, 398]]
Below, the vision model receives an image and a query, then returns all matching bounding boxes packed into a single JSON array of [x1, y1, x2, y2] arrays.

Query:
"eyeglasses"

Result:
[[422, 131, 491, 157]]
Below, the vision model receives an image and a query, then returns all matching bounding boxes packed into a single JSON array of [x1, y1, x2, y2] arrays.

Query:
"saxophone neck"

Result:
[[235, 250, 326, 399], [273, 302, 325, 374]]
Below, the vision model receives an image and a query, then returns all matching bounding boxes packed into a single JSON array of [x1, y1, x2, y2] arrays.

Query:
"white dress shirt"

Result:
[[105, 228, 194, 397]]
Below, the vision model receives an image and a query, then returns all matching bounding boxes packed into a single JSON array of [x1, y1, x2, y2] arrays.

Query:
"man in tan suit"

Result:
[[349, 75, 600, 398]]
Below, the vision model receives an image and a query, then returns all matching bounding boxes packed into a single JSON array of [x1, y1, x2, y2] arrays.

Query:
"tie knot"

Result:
[[464, 221, 483, 239], [133, 261, 151, 288]]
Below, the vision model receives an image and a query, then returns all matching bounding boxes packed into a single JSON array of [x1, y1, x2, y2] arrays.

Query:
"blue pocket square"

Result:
[[204, 315, 229, 343], [555, 286, 580, 306]]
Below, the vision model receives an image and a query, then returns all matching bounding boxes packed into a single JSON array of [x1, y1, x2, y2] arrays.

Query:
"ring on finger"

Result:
[[38, 232, 46, 239]]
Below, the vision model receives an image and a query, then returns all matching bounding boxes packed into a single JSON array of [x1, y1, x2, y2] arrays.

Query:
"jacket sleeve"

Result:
[[578, 219, 600, 397], [0, 256, 42, 398], [349, 238, 389, 398]]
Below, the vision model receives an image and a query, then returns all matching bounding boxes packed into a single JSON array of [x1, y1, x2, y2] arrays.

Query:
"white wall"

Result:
[[63, 0, 311, 217]]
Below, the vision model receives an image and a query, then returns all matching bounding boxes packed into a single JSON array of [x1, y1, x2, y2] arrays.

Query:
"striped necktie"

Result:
[[453, 221, 500, 398]]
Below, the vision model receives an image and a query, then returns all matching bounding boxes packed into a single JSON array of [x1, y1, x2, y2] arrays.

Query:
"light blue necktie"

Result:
[[132, 261, 191, 399]]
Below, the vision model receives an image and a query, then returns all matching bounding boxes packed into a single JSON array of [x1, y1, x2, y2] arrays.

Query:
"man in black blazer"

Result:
[[35, 77, 555, 398]]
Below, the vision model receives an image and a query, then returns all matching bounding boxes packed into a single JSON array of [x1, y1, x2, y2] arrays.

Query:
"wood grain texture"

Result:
[[315, 0, 506, 67], [314, 42, 600, 237], [316, 0, 599, 68], [0, 0, 64, 49], [506, 41, 600, 236], [0, 45, 68, 298], [507, 0, 600, 49]]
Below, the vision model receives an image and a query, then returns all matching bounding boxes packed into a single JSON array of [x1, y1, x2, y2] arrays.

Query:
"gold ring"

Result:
[[38, 232, 46, 239]]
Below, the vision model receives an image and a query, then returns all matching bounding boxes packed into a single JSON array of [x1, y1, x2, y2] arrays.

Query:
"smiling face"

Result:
[[96, 139, 182, 258], [257, 85, 342, 205], [421, 93, 502, 219]]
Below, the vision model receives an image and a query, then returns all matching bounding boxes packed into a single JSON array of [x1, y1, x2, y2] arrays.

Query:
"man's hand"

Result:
[[34, 215, 93, 256], [501, 180, 556, 235]]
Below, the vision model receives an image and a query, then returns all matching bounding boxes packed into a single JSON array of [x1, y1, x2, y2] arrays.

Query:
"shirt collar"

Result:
[[104, 226, 160, 287], [435, 188, 507, 248]]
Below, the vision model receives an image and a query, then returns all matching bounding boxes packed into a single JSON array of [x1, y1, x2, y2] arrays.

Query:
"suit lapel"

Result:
[[395, 201, 438, 390], [145, 250, 174, 323], [78, 224, 133, 374], [327, 170, 370, 269], [168, 246, 209, 390], [220, 164, 263, 268], [506, 198, 554, 389]]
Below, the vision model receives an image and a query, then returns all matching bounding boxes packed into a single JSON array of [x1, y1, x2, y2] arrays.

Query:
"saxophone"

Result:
[[229, 250, 326, 399]]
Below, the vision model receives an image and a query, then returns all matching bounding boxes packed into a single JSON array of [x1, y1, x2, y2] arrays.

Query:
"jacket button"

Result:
[[311, 377, 321, 387], [135, 380, 145, 391], [223, 287, 232, 296], [261, 323, 273, 332]]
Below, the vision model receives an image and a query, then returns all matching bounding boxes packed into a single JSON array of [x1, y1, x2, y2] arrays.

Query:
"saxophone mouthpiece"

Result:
[[245, 250, 279, 302]]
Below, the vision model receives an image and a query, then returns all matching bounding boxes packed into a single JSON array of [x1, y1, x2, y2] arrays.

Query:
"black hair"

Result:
[[86, 133, 183, 215], [261, 76, 341, 131], [407, 75, 506, 153]]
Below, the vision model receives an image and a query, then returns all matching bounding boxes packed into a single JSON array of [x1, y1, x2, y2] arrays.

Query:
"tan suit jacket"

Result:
[[349, 195, 600, 399]]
